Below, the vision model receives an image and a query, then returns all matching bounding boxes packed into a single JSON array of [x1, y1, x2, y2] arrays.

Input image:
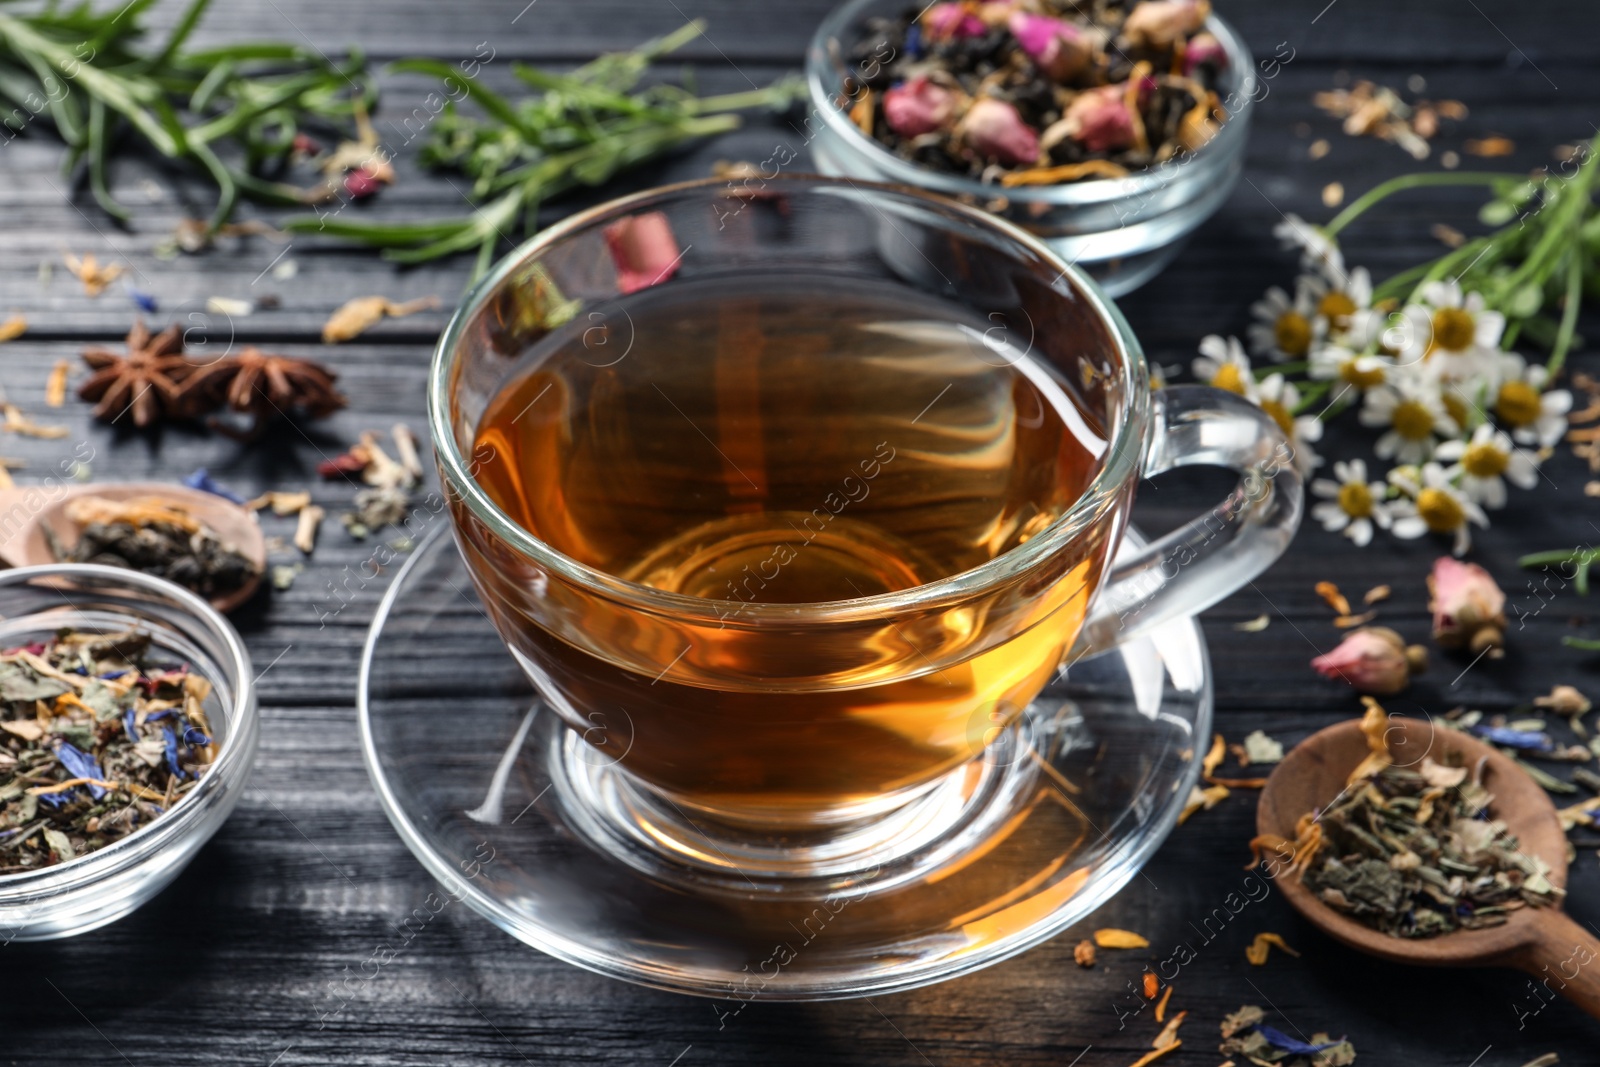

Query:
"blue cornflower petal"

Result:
[[1470, 724, 1554, 751], [127, 287, 159, 313], [162, 725, 184, 778], [183, 467, 246, 504], [52, 741, 106, 799], [123, 708, 138, 744], [1255, 1025, 1344, 1055], [904, 25, 921, 57], [182, 726, 210, 747]]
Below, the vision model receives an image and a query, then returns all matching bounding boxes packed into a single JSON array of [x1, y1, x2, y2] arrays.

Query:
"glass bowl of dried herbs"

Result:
[[0, 564, 257, 940], [806, 0, 1257, 296]]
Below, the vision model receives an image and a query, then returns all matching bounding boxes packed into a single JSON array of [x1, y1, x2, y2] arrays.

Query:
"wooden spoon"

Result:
[[0, 482, 266, 613], [1258, 717, 1600, 1022]]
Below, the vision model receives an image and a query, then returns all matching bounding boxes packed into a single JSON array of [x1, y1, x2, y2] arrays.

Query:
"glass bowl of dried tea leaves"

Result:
[[0, 564, 257, 940], [806, 0, 1257, 295]]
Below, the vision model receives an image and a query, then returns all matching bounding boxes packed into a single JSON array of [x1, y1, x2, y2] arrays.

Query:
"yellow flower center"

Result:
[[1391, 399, 1436, 441], [1259, 398, 1295, 437], [1210, 362, 1247, 395], [1461, 441, 1508, 478], [1431, 306, 1477, 352], [1416, 487, 1464, 533], [1495, 380, 1541, 428], [1338, 358, 1385, 390], [1275, 311, 1313, 357], [1441, 392, 1471, 431], [1319, 291, 1358, 325], [1338, 481, 1374, 518]]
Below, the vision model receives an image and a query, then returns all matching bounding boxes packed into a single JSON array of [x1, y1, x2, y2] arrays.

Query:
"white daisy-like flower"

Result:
[[1247, 276, 1320, 362], [1494, 353, 1572, 447], [1192, 334, 1257, 399], [1310, 458, 1391, 546], [1394, 281, 1507, 379], [1312, 265, 1373, 341], [1309, 344, 1393, 397], [1359, 373, 1459, 465], [1272, 213, 1345, 279], [1255, 373, 1323, 475], [1389, 462, 1489, 557], [1434, 423, 1540, 509]]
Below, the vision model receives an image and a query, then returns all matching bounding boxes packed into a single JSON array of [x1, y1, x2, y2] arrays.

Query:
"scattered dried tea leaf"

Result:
[[1243, 730, 1284, 765], [62, 252, 124, 296], [1244, 932, 1300, 966], [1362, 585, 1391, 605], [1333, 610, 1378, 628], [1430, 224, 1466, 249], [1314, 581, 1351, 616], [1235, 614, 1271, 632], [1556, 795, 1600, 831], [1180, 783, 1231, 824], [271, 563, 302, 590], [3, 404, 68, 439], [294, 505, 325, 555], [0, 315, 26, 342], [1154, 984, 1174, 1022], [1126, 1044, 1179, 1067], [322, 295, 440, 343], [1465, 135, 1515, 157], [249, 490, 312, 516], [1073, 939, 1096, 967], [1321, 182, 1344, 207], [1202, 733, 1227, 777], [1308, 138, 1330, 160], [1517, 1056, 1559, 1067], [206, 296, 254, 318], [1, 719, 44, 741], [1093, 928, 1149, 950], [45, 360, 71, 407], [1152, 1009, 1186, 1049]]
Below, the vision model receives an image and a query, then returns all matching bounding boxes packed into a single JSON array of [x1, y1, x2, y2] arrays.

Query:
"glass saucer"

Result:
[[359, 525, 1211, 1000]]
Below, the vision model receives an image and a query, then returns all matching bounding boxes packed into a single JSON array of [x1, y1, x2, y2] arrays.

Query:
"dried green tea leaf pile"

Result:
[[850, 0, 1230, 184], [1267, 701, 1562, 939], [47, 495, 260, 601], [1, 628, 217, 874]]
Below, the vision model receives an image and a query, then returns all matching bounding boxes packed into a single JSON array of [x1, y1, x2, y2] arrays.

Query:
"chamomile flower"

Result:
[[1256, 373, 1323, 474], [1389, 462, 1488, 557], [1192, 334, 1256, 398], [1311, 265, 1373, 337], [1272, 213, 1345, 279], [1395, 281, 1506, 379], [1247, 276, 1320, 361], [1310, 459, 1391, 546], [1309, 344, 1392, 396], [1359, 374, 1459, 465], [1434, 423, 1540, 509], [1494, 353, 1572, 447]]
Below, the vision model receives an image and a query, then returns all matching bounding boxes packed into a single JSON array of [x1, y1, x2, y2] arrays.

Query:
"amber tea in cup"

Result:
[[436, 177, 1299, 877]]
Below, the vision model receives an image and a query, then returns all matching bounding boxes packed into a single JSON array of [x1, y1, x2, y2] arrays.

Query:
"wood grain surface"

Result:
[[0, 1, 1596, 1063]]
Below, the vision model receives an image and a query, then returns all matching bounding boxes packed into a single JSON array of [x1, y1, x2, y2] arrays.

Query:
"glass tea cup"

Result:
[[431, 176, 1300, 882]]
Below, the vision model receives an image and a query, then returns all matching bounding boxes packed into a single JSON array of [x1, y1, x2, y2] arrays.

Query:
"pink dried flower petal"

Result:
[[924, 3, 987, 40], [1311, 627, 1415, 695], [1428, 557, 1507, 653], [604, 212, 683, 295], [343, 166, 383, 199], [883, 75, 960, 138], [1007, 12, 1094, 81], [1058, 85, 1136, 153], [1183, 31, 1228, 75], [959, 98, 1039, 166]]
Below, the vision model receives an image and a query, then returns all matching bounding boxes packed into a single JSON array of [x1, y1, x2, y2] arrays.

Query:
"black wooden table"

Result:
[[1, 1, 1597, 1063]]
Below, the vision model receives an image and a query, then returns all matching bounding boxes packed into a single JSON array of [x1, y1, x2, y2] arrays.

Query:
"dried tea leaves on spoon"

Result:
[[48, 495, 261, 602], [0, 628, 217, 873]]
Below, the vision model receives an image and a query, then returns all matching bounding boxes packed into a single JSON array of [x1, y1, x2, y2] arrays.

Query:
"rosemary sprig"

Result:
[[0, 0, 375, 229], [284, 21, 802, 280]]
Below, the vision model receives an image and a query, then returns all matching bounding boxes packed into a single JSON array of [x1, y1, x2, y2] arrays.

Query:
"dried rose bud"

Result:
[[604, 211, 683, 295], [1427, 556, 1506, 657], [883, 75, 961, 138], [1008, 12, 1097, 82], [1183, 31, 1228, 75], [1533, 684, 1591, 716], [923, 3, 987, 40], [291, 133, 321, 157], [1311, 626, 1427, 695], [958, 97, 1040, 166], [1122, 0, 1211, 49], [1046, 84, 1138, 153], [343, 166, 383, 199]]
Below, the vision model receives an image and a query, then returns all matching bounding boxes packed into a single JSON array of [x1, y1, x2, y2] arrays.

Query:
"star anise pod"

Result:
[[78, 320, 197, 427], [183, 346, 347, 426]]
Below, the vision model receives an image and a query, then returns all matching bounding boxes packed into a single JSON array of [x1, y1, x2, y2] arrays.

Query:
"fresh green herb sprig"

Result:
[[0, 0, 375, 229], [285, 21, 803, 280]]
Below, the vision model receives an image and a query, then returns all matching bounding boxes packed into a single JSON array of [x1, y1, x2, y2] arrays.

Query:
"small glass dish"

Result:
[[805, 0, 1257, 296], [0, 564, 257, 941]]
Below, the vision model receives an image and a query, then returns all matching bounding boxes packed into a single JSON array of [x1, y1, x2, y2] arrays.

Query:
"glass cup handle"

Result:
[[1070, 385, 1304, 661]]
